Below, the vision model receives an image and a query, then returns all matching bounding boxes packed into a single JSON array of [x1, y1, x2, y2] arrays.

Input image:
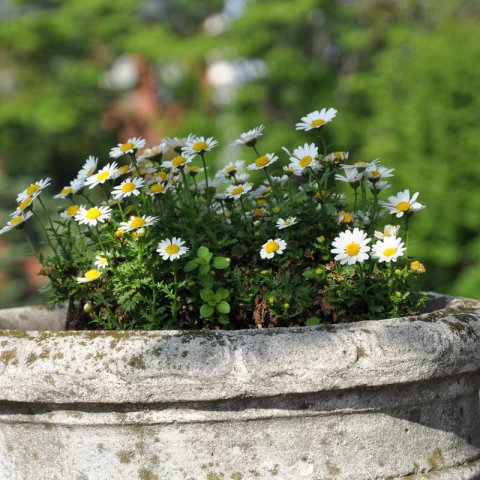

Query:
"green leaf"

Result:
[[200, 304, 214, 318], [306, 317, 321, 326], [197, 246, 210, 261], [218, 314, 230, 325], [199, 264, 211, 276], [216, 301, 230, 314], [200, 289, 213, 302], [199, 274, 214, 289], [184, 259, 200, 272], [213, 256, 230, 270], [217, 287, 230, 300]]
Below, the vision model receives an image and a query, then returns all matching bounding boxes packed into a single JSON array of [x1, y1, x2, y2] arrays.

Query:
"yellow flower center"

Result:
[[150, 184, 165, 193], [187, 166, 199, 173], [396, 201, 411, 212], [345, 242, 360, 256], [85, 269, 101, 281], [255, 156, 270, 168], [114, 230, 125, 239], [99, 257, 107, 264], [299, 156, 313, 168], [272, 206, 280, 213], [256, 198, 267, 206], [10, 215, 24, 226], [311, 118, 325, 127], [165, 244, 180, 255], [120, 142, 135, 152], [253, 208, 265, 218], [61, 187, 73, 196], [370, 170, 380, 178], [121, 182, 136, 193], [86, 208, 102, 220], [231, 187, 244, 196], [130, 217, 146, 229], [26, 184, 40, 196], [192, 141, 208, 152], [18, 197, 33, 211], [342, 212, 353, 224], [67, 205, 80, 216], [172, 155, 187, 166], [225, 165, 237, 173], [96, 171, 110, 182], [118, 165, 130, 174], [383, 247, 396, 257], [265, 240, 279, 254], [157, 172, 168, 181]]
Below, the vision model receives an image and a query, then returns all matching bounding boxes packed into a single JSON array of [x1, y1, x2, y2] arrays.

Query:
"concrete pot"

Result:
[[0, 294, 479, 480]]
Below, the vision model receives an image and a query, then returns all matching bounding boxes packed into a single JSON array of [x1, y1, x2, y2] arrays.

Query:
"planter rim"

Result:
[[0, 293, 480, 404]]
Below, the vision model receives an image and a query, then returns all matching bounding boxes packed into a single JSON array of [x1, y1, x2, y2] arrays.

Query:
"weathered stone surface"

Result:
[[0, 294, 479, 479]]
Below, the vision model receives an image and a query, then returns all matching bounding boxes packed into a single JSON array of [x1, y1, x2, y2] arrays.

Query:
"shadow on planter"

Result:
[[0, 293, 479, 479]]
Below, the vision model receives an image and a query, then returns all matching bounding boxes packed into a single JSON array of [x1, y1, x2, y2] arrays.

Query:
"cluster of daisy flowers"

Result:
[[0, 105, 426, 325]]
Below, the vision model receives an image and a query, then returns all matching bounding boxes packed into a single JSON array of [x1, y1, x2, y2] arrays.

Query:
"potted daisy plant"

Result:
[[1, 107, 479, 479]]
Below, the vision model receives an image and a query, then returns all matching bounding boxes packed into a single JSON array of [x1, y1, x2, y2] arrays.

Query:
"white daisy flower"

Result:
[[75, 205, 112, 227], [13, 195, 35, 215], [53, 186, 71, 200], [0, 211, 33, 235], [230, 125, 265, 147], [114, 164, 134, 179], [365, 165, 395, 183], [235, 173, 250, 183], [371, 236, 406, 263], [368, 180, 391, 192], [112, 177, 145, 200], [147, 182, 170, 195], [260, 238, 287, 259], [76, 269, 102, 284], [164, 136, 190, 153], [109, 137, 146, 158], [85, 162, 118, 189], [335, 167, 363, 186], [324, 151, 349, 164], [119, 215, 158, 232], [138, 141, 168, 161], [374, 225, 400, 240], [16, 178, 51, 203], [220, 160, 245, 177], [380, 189, 425, 218], [295, 108, 337, 131], [156, 237, 189, 261], [94, 254, 109, 269], [336, 211, 355, 225], [247, 153, 278, 171], [331, 228, 370, 265], [225, 182, 253, 200], [77, 156, 98, 180], [182, 136, 219, 156], [276, 217, 298, 229], [162, 154, 194, 170], [289, 143, 319, 175], [60, 205, 81, 220]]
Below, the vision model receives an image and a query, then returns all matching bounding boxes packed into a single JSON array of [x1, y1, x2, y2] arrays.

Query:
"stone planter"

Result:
[[0, 294, 479, 480]]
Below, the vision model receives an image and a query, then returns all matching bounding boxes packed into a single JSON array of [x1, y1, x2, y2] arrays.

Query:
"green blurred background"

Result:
[[0, 0, 479, 307]]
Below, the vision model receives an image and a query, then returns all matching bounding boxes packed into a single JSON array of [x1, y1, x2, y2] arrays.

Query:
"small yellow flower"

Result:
[[315, 267, 323, 275], [410, 260, 426, 274], [268, 296, 275, 304]]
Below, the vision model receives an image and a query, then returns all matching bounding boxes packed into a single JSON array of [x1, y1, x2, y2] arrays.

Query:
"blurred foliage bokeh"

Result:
[[0, 0, 479, 307]]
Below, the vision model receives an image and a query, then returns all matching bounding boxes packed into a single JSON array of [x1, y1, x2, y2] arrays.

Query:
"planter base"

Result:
[[1, 295, 480, 479]]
